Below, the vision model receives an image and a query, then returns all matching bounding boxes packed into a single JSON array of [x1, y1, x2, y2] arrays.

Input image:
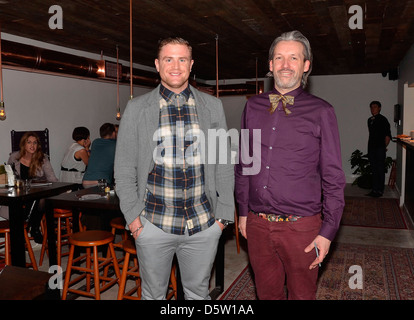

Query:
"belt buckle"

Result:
[[266, 214, 277, 222]]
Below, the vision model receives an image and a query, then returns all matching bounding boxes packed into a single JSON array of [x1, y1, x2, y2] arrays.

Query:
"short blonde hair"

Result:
[[157, 37, 192, 59]]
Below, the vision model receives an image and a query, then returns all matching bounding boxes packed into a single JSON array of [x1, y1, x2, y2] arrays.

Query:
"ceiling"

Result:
[[1, 0, 414, 81]]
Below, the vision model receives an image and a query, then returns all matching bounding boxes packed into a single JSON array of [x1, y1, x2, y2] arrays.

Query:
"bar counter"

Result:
[[396, 137, 414, 222]]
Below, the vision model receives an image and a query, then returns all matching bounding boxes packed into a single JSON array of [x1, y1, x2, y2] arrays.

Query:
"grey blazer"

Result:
[[114, 85, 235, 227]]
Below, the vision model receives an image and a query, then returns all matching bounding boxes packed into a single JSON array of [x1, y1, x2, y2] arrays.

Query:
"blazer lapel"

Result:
[[143, 86, 161, 154], [191, 85, 210, 134], [190, 85, 211, 163]]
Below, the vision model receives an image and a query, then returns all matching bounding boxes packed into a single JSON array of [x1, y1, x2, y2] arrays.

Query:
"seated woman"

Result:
[[60, 126, 90, 187], [0, 131, 58, 243]]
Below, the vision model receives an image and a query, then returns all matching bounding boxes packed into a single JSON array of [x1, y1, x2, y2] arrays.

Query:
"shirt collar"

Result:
[[271, 86, 304, 99], [159, 84, 192, 102]]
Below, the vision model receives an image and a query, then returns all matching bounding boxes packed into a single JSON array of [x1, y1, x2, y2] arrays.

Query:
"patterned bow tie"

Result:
[[268, 94, 294, 115]]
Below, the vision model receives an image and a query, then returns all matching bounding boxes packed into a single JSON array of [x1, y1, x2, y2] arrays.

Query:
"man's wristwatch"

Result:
[[216, 218, 230, 227]]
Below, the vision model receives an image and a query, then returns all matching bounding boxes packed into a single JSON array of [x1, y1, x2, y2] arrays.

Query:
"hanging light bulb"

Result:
[[0, 101, 5, 121], [129, 0, 133, 100], [115, 45, 121, 121], [0, 24, 5, 121]]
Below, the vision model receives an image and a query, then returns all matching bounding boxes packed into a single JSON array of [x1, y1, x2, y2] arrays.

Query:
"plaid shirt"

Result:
[[142, 85, 215, 235]]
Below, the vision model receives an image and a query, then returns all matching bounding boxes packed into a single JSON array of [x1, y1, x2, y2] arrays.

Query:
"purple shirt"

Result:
[[235, 87, 345, 241]]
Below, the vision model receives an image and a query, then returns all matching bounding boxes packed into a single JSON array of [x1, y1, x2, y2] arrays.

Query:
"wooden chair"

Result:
[[0, 220, 38, 270], [62, 230, 121, 300], [11, 129, 50, 157]]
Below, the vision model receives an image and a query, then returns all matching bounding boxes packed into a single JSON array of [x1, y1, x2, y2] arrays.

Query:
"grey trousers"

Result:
[[135, 216, 222, 300]]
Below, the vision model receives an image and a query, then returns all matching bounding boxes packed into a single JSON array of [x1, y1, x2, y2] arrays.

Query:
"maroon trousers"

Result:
[[246, 211, 321, 300]]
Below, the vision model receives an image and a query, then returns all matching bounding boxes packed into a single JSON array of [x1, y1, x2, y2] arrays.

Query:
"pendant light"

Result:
[[0, 24, 6, 121], [115, 45, 121, 120], [215, 34, 219, 98], [129, 0, 133, 100]]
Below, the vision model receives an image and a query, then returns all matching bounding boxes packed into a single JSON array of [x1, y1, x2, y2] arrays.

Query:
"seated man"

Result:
[[82, 123, 117, 188], [81, 123, 117, 231]]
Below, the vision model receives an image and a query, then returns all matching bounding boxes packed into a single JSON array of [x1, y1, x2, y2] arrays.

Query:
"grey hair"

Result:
[[266, 30, 313, 88]]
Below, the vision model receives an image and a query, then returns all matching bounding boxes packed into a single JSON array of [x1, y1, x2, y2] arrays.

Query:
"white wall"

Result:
[[394, 43, 414, 192], [308, 74, 398, 182], [219, 74, 398, 183], [0, 67, 151, 176], [403, 84, 414, 136], [398, 44, 414, 134]]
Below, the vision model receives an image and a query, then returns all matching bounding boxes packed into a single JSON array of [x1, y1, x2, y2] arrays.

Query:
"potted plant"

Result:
[[349, 149, 393, 189]]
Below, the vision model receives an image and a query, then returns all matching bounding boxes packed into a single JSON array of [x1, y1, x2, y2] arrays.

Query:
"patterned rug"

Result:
[[341, 197, 409, 229], [220, 243, 414, 300]]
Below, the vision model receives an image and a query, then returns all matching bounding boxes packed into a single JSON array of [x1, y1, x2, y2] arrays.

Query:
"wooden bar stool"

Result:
[[23, 222, 38, 270], [117, 238, 177, 300], [0, 221, 11, 266], [110, 216, 127, 249], [166, 263, 177, 300], [117, 238, 141, 300], [62, 230, 120, 300], [0, 220, 38, 270], [39, 209, 73, 266], [108, 216, 128, 269]]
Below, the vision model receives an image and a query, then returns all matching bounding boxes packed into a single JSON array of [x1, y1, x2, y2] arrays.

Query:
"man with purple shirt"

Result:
[[235, 30, 345, 300]]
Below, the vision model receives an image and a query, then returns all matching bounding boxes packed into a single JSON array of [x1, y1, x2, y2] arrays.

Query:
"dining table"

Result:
[[44, 186, 226, 299], [0, 182, 78, 267]]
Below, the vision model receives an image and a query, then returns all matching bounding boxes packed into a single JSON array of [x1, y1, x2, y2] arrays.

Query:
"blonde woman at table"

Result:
[[0, 131, 58, 243]]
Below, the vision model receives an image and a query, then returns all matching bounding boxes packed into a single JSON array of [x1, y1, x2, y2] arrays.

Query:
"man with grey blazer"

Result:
[[114, 37, 234, 300]]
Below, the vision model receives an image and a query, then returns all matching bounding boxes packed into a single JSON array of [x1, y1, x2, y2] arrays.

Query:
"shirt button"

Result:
[[266, 166, 270, 169], [184, 206, 187, 210], [263, 186, 267, 189], [272, 127, 276, 131], [269, 146, 273, 150]]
